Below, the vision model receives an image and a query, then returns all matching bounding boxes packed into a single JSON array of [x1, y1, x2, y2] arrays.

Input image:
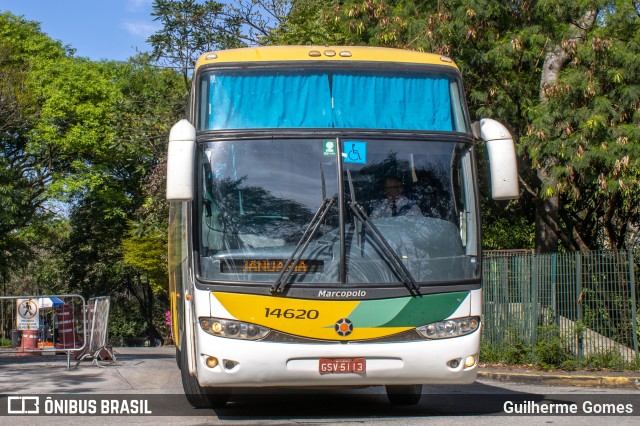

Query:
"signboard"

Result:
[[16, 299, 39, 330]]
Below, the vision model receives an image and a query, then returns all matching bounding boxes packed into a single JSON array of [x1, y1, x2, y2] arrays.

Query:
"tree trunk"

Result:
[[535, 193, 559, 253], [536, 9, 596, 252], [144, 283, 161, 343]]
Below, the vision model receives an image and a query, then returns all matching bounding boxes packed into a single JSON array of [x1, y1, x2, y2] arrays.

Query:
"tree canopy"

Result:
[[147, 0, 293, 88], [0, 11, 185, 343], [272, 0, 640, 251]]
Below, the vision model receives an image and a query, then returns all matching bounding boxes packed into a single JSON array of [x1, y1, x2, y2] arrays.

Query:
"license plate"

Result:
[[319, 358, 366, 374]]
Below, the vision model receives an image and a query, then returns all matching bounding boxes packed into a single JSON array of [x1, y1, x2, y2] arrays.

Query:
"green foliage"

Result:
[[480, 339, 534, 365], [148, 0, 246, 89], [480, 327, 573, 370], [218, 0, 291, 45], [524, 2, 640, 250], [147, 0, 294, 85], [0, 13, 68, 277], [109, 289, 172, 346], [28, 58, 120, 199], [504, 342, 529, 365], [532, 325, 572, 369], [0, 11, 185, 342], [109, 296, 147, 346], [274, 0, 640, 251], [61, 57, 184, 340], [481, 324, 639, 370], [268, 0, 344, 45], [483, 216, 535, 250], [479, 340, 502, 363], [581, 350, 624, 370], [5, 218, 71, 295], [122, 224, 167, 292], [0, 12, 68, 61]]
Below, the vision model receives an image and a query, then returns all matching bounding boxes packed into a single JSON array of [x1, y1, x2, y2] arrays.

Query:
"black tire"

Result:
[[180, 339, 231, 408], [176, 345, 181, 370], [385, 384, 423, 405]]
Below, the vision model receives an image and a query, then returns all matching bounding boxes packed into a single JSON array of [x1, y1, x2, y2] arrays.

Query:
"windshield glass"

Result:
[[197, 68, 467, 132], [197, 138, 478, 286]]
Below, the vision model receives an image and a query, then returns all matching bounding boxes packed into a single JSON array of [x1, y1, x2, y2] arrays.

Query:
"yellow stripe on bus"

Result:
[[195, 46, 458, 71], [212, 292, 413, 341]]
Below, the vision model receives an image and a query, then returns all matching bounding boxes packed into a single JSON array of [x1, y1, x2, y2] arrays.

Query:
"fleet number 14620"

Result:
[[264, 308, 319, 319]]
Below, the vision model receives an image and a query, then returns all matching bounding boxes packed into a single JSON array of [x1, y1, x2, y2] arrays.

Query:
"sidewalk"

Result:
[[477, 363, 640, 390]]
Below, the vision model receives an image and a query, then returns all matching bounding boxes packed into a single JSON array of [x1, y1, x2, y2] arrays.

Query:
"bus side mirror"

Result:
[[473, 119, 519, 200], [166, 119, 196, 201]]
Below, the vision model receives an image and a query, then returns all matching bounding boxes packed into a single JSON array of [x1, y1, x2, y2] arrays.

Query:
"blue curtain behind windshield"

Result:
[[206, 73, 453, 130], [208, 74, 332, 129], [332, 74, 452, 131]]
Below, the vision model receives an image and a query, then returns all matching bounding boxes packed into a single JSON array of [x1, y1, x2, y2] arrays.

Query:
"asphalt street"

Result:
[[0, 347, 638, 424]]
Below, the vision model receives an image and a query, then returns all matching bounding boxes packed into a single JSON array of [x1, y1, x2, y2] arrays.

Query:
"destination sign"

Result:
[[221, 259, 324, 274]]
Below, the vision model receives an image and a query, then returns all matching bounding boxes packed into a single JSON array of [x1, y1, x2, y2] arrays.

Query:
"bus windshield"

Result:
[[197, 138, 479, 287], [197, 68, 467, 132]]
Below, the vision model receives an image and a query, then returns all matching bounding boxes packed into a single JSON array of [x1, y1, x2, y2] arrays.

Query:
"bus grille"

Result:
[[260, 329, 424, 344]]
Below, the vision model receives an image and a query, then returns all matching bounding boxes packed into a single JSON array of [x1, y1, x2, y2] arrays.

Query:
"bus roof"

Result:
[[195, 46, 459, 71]]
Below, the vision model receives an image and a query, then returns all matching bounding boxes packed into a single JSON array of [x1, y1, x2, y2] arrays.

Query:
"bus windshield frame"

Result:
[[194, 135, 479, 291], [192, 62, 479, 294]]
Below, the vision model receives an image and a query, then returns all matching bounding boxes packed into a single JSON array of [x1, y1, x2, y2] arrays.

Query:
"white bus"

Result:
[[166, 46, 518, 408]]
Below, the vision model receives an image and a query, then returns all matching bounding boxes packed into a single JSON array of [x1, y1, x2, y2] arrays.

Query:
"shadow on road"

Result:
[[208, 383, 542, 419]]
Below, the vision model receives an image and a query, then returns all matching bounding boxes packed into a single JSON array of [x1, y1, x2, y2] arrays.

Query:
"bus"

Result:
[[166, 46, 519, 408]]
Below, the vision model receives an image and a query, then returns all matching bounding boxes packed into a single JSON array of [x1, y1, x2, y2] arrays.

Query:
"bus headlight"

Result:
[[199, 317, 270, 340], [416, 317, 480, 339]]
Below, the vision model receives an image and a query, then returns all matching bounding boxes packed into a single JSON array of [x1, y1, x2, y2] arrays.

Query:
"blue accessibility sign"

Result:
[[343, 141, 366, 164]]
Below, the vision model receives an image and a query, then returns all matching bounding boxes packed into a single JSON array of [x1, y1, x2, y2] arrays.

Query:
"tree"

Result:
[[147, 0, 294, 88], [273, 0, 640, 252], [224, 0, 292, 45], [63, 56, 185, 342], [1, 12, 186, 342], [147, 0, 246, 90], [115, 56, 185, 342], [533, 8, 596, 252], [0, 13, 75, 281], [527, 2, 640, 250]]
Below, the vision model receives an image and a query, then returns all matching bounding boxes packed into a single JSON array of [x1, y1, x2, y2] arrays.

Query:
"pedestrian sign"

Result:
[[17, 299, 39, 330]]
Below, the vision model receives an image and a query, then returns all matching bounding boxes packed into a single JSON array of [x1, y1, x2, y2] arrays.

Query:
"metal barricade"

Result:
[[74, 296, 116, 368], [0, 294, 86, 369]]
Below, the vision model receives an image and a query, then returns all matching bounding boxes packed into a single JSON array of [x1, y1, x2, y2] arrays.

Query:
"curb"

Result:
[[477, 371, 640, 390]]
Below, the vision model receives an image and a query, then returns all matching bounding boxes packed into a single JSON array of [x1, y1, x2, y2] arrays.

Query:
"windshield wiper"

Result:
[[346, 170, 421, 297], [271, 164, 335, 295]]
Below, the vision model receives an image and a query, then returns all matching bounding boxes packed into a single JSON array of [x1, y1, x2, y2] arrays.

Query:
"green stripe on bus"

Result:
[[347, 297, 411, 327], [349, 291, 469, 328]]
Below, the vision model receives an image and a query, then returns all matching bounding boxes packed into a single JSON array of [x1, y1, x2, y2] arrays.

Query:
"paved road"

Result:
[[0, 347, 638, 425]]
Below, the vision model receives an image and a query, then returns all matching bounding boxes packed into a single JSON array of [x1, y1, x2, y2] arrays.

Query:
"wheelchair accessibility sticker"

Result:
[[343, 141, 366, 164]]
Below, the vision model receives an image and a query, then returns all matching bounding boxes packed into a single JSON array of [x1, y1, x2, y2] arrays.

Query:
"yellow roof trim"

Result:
[[195, 46, 459, 71]]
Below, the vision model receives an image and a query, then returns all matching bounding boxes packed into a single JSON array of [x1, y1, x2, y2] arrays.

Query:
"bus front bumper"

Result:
[[194, 330, 480, 388]]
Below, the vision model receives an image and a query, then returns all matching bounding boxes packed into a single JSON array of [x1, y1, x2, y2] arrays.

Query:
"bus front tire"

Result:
[[385, 384, 423, 405], [180, 340, 231, 408]]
